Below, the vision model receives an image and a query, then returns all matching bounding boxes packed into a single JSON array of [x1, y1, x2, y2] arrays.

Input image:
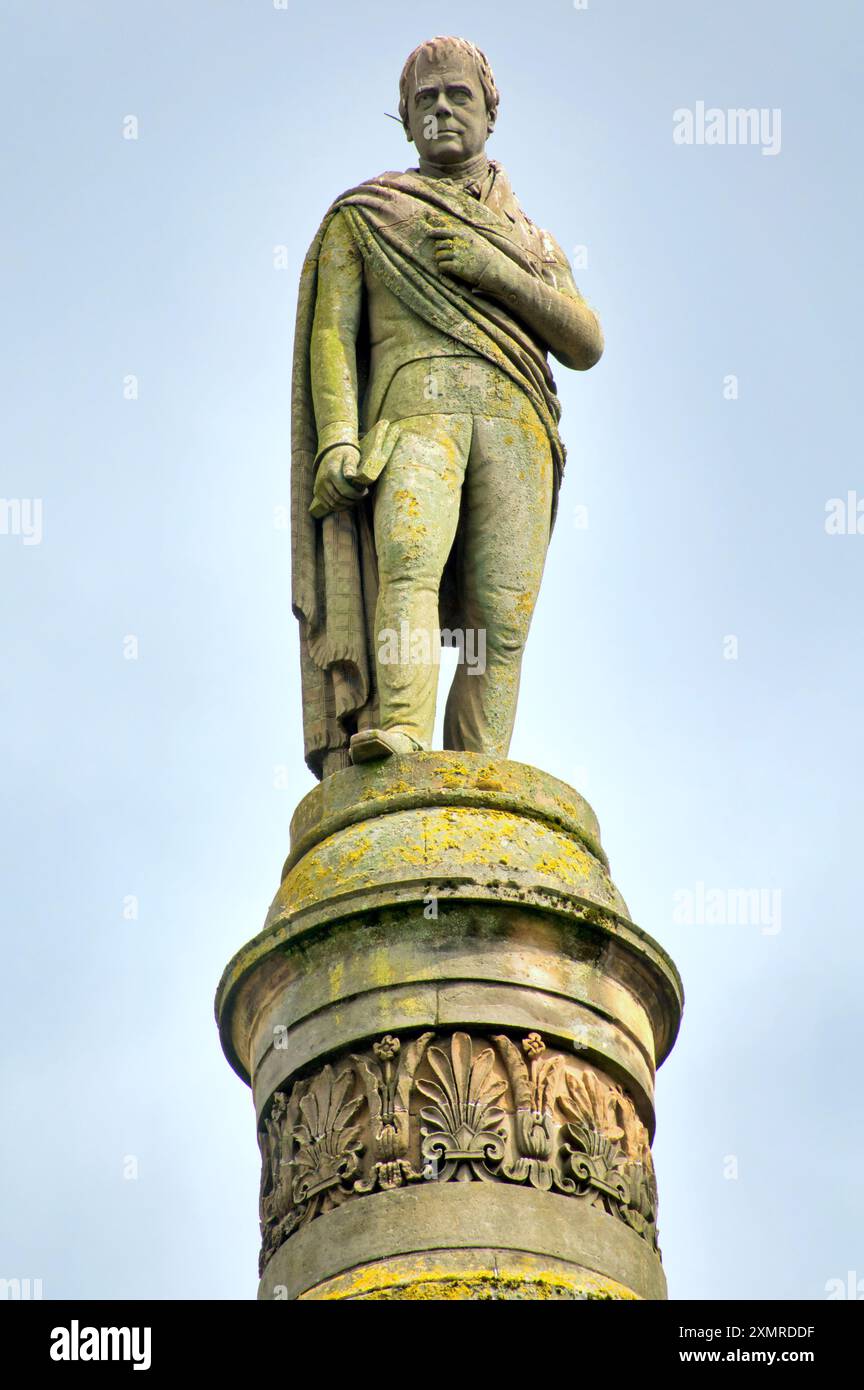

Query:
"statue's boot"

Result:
[[349, 728, 427, 764]]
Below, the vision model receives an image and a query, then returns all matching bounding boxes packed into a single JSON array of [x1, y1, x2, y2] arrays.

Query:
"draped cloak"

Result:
[[291, 164, 570, 777]]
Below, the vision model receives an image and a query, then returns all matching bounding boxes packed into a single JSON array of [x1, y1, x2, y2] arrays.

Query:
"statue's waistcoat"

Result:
[[361, 259, 533, 431]]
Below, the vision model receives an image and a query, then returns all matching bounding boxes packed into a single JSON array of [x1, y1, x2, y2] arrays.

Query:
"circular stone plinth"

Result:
[[285, 751, 609, 874], [215, 754, 683, 1088]]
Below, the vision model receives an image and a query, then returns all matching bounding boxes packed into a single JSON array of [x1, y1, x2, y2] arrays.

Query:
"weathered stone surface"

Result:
[[215, 753, 682, 1299], [298, 1249, 640, 1301], [259, 1185, 667, 1302], [256, 1029, 662, 1280], [291, 36, 604, 778], [285, 751, 607, 870]]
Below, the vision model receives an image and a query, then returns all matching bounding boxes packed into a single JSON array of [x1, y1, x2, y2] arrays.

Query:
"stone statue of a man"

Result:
[[291, 36, 603, 778]]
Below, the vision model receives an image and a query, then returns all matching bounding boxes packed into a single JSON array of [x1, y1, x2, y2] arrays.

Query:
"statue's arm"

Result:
[[432, 223, 603, 371], [310, 211, 364, 463], [477, 241, 603, 372]]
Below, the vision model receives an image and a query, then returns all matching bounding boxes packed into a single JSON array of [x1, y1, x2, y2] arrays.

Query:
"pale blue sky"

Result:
[[2, 0, 862, 1299]]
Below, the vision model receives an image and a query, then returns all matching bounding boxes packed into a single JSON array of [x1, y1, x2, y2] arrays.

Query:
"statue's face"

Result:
[[406, 50, 491, 164]]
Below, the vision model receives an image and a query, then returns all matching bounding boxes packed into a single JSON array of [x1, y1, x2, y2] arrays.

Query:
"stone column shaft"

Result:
[[216, 753, 682, 1301]]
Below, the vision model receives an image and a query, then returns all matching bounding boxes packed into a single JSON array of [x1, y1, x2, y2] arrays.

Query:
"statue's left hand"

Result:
[[429, 226, 497, 288]]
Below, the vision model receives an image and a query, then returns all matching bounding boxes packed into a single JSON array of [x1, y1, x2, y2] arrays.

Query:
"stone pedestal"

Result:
[[215, 753, 682, 1301]]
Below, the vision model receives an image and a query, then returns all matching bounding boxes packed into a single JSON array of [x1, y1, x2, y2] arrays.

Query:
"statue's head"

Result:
[[398, 36, 499, 165]]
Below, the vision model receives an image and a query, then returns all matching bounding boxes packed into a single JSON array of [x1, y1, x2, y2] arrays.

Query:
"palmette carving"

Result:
[[257, 1029, 661, 1271], [291, 1063, 364, 1209], [257, 1064, 364, 1273], [559, 1069, 660, 1252], [258, 1090, 299, 1271], [418, 1033, 507, 1181]]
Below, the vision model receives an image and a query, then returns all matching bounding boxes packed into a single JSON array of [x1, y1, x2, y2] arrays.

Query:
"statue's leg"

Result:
[[442, 410, 553, 756], [370, 413, 472, 749]]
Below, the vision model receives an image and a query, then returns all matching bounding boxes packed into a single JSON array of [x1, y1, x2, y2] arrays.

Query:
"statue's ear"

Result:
[[486, 109, 497, 136]]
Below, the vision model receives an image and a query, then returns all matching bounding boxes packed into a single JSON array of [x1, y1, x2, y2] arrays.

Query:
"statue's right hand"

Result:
[[309, 445, 367, 519]]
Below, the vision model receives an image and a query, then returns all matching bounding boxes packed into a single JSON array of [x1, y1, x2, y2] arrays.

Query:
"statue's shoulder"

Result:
[[489, 163, 571, 271], [319, 172, 420, 228], [487, 161, 534, 233], [361, 169, 414, 187], [332, 170, 415, 202]]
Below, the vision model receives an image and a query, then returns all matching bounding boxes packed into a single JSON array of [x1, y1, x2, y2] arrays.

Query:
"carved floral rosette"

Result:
[[257, 1031, 660, 1275]]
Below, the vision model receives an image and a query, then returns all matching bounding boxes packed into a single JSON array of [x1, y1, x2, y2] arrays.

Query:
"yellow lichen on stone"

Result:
[[305, 1258, 640, 1301], [327, 961, 344, 1002]]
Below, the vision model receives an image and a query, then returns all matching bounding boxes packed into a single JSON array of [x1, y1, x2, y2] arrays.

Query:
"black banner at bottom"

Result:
[[2, 1298, 859, 1376]]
